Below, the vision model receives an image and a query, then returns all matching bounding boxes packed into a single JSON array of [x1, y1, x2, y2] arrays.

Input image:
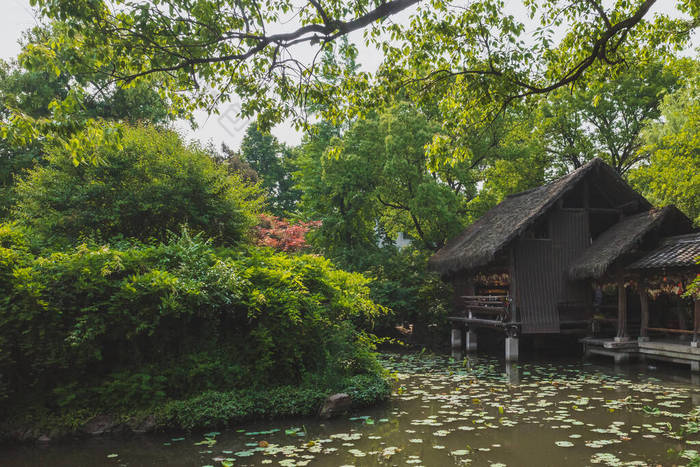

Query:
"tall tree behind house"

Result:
[[239, 125, 301, 217]]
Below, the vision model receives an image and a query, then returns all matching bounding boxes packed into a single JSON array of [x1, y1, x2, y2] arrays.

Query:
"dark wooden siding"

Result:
[[514, 208, 591, 333], [515, 239, 559, 333], [552, 209, 589, 307]]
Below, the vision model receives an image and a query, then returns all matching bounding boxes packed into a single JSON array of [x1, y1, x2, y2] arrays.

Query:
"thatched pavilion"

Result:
[[430, 158, 697, 363], [580, 232, 700, 369], [629, 232, 700, 342], [568, 206, 693, 340]]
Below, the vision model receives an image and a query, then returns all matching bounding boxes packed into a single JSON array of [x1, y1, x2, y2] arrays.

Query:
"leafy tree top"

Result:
[[534, 56, 681, 175], [13, 125, 264, 248]]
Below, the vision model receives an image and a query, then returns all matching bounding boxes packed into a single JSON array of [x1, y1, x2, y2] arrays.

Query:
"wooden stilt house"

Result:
[[430, 158, 697, 362]]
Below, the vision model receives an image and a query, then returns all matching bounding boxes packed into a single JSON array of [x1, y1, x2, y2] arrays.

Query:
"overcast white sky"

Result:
[[2, 0, 697, 151]]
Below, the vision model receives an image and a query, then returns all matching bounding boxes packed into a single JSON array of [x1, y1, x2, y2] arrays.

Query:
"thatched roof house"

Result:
[[433, 157, 695, 350], [429, 157, 649, 276]]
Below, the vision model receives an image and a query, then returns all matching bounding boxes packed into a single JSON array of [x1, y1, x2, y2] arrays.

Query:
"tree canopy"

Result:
[[294, 101, 545, 256], [9, 0, 696, 162], [629, 60, 700, 225], [534, 57, 680, 175], [239, 125, 301, 216], [0, 27, 174, 217]]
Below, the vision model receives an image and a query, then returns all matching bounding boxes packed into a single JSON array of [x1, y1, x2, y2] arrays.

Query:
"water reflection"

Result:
[[3, 352, 700, 467], [505, 361, 520, 385], [692, 373, 700, 387]]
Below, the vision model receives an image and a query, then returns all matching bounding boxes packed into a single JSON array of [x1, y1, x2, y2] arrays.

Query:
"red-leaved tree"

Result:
[[254, 214, 321, 252]]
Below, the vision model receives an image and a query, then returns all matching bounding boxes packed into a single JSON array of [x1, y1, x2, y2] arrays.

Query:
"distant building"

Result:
[[395, 231, 412, 249], [376, 222, 413, 250]]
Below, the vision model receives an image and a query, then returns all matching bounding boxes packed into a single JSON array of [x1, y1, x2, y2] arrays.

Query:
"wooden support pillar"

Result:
[[505, 361, 520, 385], [694, 299, 700, 345], [508, 248, 517, 324], [638, 289, 649, 342], [615, 276, 629, 342]]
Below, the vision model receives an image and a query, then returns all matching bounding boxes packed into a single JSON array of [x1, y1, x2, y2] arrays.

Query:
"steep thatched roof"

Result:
[[627, 232, 700, 270], [568, 206, 690, 280], [429, 157, 649, 276]]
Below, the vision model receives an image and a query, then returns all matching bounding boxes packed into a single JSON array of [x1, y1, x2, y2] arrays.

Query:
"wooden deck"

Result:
[[581, 336, 700, 371]]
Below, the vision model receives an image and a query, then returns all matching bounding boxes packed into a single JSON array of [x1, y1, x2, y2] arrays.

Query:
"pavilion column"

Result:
[[615, 276, 629, 342], [463, 278, 477, 352], [692, 300, 700, 372], [505, 334, 519, 361], [638, 289, 649, 342]]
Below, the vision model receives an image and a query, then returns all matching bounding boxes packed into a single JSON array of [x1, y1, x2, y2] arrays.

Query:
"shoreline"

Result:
[[0, 373, 392, 444]]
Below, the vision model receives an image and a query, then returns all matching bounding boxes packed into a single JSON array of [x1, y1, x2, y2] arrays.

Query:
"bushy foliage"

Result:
[[0, 223, 31, 401], [319, 241, 452, 342], [0, 228, 387, 415], [12, 126, 263, 248], [367, 248, 451, 326], [346, 246, 452, 341], [0, 141, 39, 219], [156, 373, 390, 430]]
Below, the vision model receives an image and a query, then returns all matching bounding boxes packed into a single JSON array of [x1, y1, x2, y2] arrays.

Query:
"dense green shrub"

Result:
[[0, 228, 387, 416], [329, 244, 452, 342], [156, 373, 390, 430], [12, 125, 263, 248], [0, 222, 32, 401], [364, 247, 451, 329]]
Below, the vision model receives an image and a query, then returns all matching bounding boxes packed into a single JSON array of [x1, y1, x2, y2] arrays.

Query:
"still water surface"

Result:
[[3, 352, 700, 466]]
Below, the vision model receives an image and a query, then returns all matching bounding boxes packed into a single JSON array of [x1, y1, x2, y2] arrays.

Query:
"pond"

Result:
[[3, 352, 700, 466]]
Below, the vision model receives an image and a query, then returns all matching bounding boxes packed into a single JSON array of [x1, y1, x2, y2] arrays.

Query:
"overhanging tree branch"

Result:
[[105, 0, 420, 83], [397, 0, 658, 101]]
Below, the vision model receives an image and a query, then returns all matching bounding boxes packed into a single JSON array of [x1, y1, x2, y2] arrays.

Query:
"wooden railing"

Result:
[[646, 327, 695, 335], [644, 327, 698, 344], [460, 295, 511, 322]]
